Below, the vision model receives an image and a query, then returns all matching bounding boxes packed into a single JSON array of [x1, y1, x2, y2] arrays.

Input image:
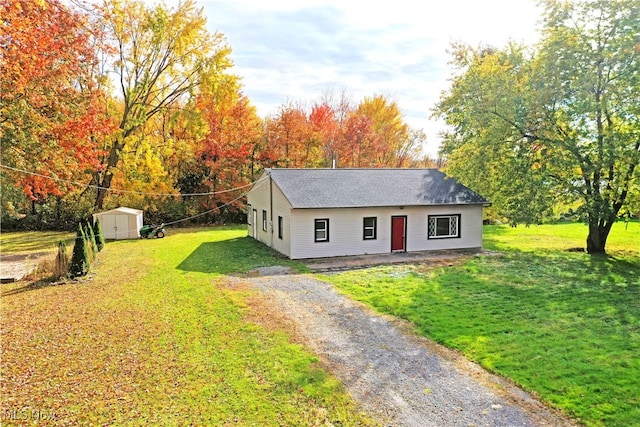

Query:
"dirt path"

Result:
[[0, 252, 53, 282], [233, 272, 576, 427]]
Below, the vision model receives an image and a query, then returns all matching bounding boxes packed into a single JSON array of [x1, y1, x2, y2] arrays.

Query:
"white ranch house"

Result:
[[246, 168, 490, 260]]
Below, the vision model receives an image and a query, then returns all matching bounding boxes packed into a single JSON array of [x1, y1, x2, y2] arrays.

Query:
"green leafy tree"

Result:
[[435, 44, 555, 225], [80, 223, 94, 263], [434, 0, 640, 254]]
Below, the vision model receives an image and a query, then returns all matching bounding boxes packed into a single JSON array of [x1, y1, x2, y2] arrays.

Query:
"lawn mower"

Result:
[[139, 224, 166, 239]]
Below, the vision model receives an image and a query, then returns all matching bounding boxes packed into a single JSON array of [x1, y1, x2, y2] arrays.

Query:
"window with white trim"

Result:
[[247, 204, 252, 224], [314, 219, 329, 242], [428, 215, 460, 239], [363, 217, 377, 240], [278, 216, 283, 239], [262, 210, 267, 231]]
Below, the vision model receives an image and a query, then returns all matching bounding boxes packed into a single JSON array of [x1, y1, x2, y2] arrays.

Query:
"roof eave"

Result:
[[290, 202, 491, 209]]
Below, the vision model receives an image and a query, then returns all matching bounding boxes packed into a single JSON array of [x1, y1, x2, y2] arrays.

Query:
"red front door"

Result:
[[391, 216, 406, 252]]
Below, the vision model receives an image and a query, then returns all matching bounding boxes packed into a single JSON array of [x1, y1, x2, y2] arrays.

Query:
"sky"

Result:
[[196, 0, 544, 157]]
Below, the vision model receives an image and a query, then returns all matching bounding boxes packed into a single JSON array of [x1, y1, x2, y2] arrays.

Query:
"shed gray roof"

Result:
[[266, 168, 489, 209]]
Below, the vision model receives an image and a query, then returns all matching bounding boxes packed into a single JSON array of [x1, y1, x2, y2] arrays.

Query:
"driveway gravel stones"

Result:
[[235, 272, 576, 427]]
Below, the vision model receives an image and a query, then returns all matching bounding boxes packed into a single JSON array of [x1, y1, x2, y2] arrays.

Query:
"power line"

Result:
[[0, 165, 264, 247], [0, 186, 250, 247], [0, 188, 255, 248], [0, 163, 266, 197], [163, 189, 252, 226]]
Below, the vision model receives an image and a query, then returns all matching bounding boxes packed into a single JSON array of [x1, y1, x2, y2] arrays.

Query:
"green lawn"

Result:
[[0, 230, 75, 255], [483, 220, 639, 257], [1, 226, 374, 426], [2, 223, 638, 426], [322, 222, 640, 427]]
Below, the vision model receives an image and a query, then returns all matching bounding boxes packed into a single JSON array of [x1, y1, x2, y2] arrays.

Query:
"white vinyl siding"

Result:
[[269, 181, 292, 257], [288, 205, 484, 259], [246, 173, 270, 241], [246, 173, 293, 257]]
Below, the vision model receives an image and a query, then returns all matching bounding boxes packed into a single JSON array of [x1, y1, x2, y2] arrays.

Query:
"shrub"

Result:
[[80, 222, 91, 260], [93, 219, 105, 251], [69, 224, 90, 278], [26, 240, 71, 282], [55, 241, 69, 278], [85, 221, 98, 257]]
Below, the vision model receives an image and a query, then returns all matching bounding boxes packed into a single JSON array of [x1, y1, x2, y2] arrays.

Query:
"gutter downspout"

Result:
[[269, 170, 274, 248]]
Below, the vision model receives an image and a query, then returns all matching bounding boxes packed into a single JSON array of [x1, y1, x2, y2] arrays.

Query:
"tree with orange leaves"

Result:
[[0, 0, 113, 204], [308, 102, 338, 167], [190, 90, 263, 218], [262, 103, 312, 168]]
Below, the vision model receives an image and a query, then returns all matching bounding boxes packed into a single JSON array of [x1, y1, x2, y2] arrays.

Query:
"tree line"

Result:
[[2, 0, 638, 254], [0, 0, 434, 230]]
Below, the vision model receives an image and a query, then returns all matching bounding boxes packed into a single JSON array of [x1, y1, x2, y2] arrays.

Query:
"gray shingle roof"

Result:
[[267, 168, 489, 208]]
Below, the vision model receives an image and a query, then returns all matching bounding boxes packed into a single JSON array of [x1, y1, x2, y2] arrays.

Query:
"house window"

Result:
[[314, 219, 329, 242], [278, 216, 283, 239], [262, 210, 267, 231], [247, 204, 252, 224], [363, 217, 377, 240], [428, 215, 460, 239]]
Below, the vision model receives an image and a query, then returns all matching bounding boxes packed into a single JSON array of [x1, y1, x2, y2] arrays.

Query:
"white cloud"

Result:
[[195, 0, 543, 156]]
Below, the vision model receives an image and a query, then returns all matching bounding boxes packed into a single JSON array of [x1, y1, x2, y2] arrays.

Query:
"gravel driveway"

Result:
[[234, 270, 576, 427]]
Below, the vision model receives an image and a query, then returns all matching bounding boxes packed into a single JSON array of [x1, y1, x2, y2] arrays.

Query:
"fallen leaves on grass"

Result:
[[1, 282, 173, 425], [2, 229, 377, 426]]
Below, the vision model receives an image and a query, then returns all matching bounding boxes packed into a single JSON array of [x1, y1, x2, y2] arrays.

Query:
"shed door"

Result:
[[102, 215, 116, 239], [103, 214, 129, 239], [391, 216, 407, 252], [115, 215, 130, 239]]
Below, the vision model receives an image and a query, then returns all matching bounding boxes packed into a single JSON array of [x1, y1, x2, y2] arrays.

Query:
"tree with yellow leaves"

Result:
[[92, 0, 236, 209]]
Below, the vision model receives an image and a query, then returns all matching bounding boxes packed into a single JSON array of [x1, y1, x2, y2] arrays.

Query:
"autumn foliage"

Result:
[[193, 92, 263, 214], [1, 0, 428, 227], [0, 0, 113, 201], [262, 97, 423, 169]]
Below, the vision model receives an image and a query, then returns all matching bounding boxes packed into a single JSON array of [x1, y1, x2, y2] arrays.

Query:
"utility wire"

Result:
[[0, 186, 250, 248], [162, 189, 252, 226], [0, 168, 263, 247], [0, 189, 251, 247], [0, 190, 252, 247], [0, 164, 266, 197]]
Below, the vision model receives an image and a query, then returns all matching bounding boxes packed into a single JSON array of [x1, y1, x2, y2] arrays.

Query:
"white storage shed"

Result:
[[93, 207, 143, 240]]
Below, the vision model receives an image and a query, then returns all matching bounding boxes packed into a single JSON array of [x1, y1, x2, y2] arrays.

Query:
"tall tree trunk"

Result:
[[94, 173, 115, 211], [94, 142, 121, 210], [586, 216, 613, 255]]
